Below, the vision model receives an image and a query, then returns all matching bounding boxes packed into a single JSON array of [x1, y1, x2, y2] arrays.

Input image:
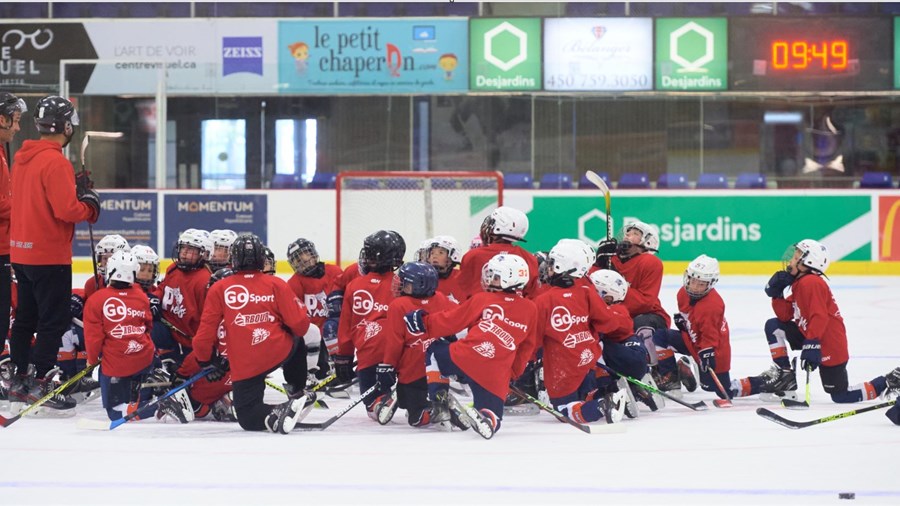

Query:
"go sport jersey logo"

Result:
[[103, 297, 147, 323], [481, 304, 528, 332], [224, 285, 275, 310], [549, 306, 588, 332], [624, 215, 761, 248], [222, 37, 263, 76], [351, 290, 389, 316]]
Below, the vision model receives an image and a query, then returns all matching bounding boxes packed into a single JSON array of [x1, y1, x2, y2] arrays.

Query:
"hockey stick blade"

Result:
[[706, 369, 734, 408], [713, 399, 734, 408], [781, 398, 810, 410], [295, 383, 380, 431], [757, 400, 897, 430]]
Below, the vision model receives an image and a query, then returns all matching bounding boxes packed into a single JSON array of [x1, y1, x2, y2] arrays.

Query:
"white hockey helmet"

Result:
[[94, 234, 130, 275], [415, 238, 433, 262], [684, 254, 720, 298], [546, 240, 591, 280], [210, 229, 238, 249], [174, 228, 211, 269], [557, 239, 594, 269], [106, 250, 139, 285], [130, 244, 160, 289], [590, 269, 629, 303], [622, 220, 660, 252], [481, 253, 530, 292], [480, 206, 529, 243], [793, 239, 830, 274]]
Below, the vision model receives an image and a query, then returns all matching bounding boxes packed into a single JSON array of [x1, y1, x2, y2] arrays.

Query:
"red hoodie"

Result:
[[10, 139, 98, 265]]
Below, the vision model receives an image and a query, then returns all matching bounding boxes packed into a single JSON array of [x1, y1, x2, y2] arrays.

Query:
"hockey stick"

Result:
[[585, 170, 612, 240], [264, 378, 330, 409], [756, 400, 896, 430], [706, 370, 734, 408], [606, 366, 709, 411], [1, 362, 99, 427], [508, 385, 626, 434], [295, 382, 380, 431], [782, 367, 811, 410], [77, 366, 215, 430], [79, 132, 120, 290]]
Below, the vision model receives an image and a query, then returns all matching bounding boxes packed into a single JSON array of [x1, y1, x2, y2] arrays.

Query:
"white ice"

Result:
[[2, 274, 899, 505]]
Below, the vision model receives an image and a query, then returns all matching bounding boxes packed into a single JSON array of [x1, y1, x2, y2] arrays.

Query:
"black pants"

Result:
[[232, 337, 306, 431], [10, 264, 72, 378], [0, 254, 10, 354]]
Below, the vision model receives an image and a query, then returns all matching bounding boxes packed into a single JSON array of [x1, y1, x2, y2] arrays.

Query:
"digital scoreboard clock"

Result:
[[730, 18, 892, 91]]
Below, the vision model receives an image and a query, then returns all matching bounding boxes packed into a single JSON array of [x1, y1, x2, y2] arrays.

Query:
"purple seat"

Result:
[[657, 173, 689, 189], [540, 173, 573, 189], [735, 173, 767, 189], [859, 171, 894, 189], [696, 173, 729, 189], [617, 173, 650, 189]]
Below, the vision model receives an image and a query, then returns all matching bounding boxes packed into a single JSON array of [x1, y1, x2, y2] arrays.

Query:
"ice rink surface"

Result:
[[2, 274, 899, 505]]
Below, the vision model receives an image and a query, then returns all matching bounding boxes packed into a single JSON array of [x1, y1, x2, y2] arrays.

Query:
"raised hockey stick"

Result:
[[756, 400, 896, 430], [584, 170, 612, 240], [508, 385, 627, 434], [79, 131, 121, 290], [606, 366, 709, 411], [295, 382, 380, 431], [706, 370, 734, 408], [782, 367, 812, 410], [1, 362, 99, 427]]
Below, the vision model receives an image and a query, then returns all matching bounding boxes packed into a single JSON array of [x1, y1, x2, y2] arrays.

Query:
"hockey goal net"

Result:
[[336, 171, 504, 267]]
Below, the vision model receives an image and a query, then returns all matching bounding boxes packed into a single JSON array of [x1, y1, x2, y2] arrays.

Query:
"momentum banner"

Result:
[[163, 194, 267, 253], [73, 192, 157, 257], [277, 19, 468, 93]]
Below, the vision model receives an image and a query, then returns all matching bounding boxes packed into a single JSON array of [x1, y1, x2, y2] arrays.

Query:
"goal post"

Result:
[[336, 171, 504, 267]]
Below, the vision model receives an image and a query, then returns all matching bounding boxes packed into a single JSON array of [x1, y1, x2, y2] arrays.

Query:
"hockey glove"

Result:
[[376, 363, 396, 393], [697, 347, 716, 373], [326, 290, 344, 318], [78, 188, 101, 221], [595, 238, 618, 269], [200, 353, 230, 383], [322, 317, 339, 355], [70, 293, 85, 322], [404, 309, 427, 335], [75, 169, 94, 196], [147, 294, 162, 320], [673, 312, 690, 334], [800, 339, 822, 372], [333, 354, 355, 384], [764, 271, 795, 299]]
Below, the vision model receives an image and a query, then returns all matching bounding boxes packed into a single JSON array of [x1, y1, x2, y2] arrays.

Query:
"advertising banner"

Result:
[[163, 194, 267, 253], [0, 22, 95, 93], [878, 195, 900, 261], [543, 18, 652, 91], [469, 18, 541, 91], [520, 194, 871, 261], [73, 192, 157, 257], [278, 19, 468, 93], [655, 18, 727, 91]]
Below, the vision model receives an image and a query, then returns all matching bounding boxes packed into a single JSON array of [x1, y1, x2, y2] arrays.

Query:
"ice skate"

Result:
[[758, 361, 798, 402], [265, 395, 308, 434], [156, 389, 195, 423]]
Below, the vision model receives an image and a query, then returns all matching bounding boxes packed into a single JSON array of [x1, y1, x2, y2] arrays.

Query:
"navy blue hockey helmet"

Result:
[[393, 262, 439, 298]]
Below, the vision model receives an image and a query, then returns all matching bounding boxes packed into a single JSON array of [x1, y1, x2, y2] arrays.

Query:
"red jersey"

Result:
[[83, 274, 105, 300], [159, 266, 211, 347], [772, 273, 848, 366], [83, 285, 155, 377], [193, 272, 311, 382], [458, 243, 540, 299], [534, 285, 625, 398], [10, 140, 98, 265], [423, 291, 537, 399], [382, 292, 455, 384], [677, 287, 731, 373], [287, 263, 342, 328], [600, 303, 635, 343], [0, 148, 11, 256], [336, 270, 395, 369], [610, 253, 671, 327], [330, 262, 361, 294], [435, 269, 466, 304]]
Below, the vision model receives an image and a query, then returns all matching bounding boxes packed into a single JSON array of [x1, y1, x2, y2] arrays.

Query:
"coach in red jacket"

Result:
[[7, 96, 100, 408], [0, 92, 26, 357]]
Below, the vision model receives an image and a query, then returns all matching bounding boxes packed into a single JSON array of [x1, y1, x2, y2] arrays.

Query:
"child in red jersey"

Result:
[[333, 230, 406, 409], [457, 206, 540, 299], [192, 234, 320, 434], [376, 262, 455, 427], [534, 241, 627, 425], [83, 234, 130, 300], [426, 235, 466, 304], [84, 251, 192, 423], [407, 253, 538, 439], [735, 240, 900, 403], [593, 220, 670, 369], [652, 255, 730, 399], [286, 238, 342, 378], [157, 229, 212, 362]]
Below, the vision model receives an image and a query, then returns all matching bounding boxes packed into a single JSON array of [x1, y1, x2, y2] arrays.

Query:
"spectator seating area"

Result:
[[275, 171, 897, 189]]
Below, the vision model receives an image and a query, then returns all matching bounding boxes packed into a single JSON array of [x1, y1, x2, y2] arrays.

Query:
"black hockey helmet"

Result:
[[359, 230, 406, 275], [207, 267, 235, 289], [0, 92, 26, 122], [287, 237, 323, 277], [33, 95, 79, 135], [230, 233, 266, 272]]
